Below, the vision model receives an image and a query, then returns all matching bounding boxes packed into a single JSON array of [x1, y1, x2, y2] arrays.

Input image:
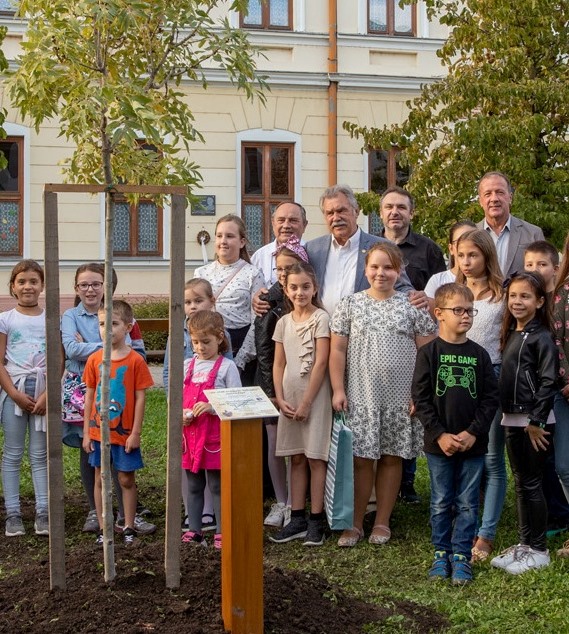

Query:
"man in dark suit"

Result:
[[476, 171, 544, 278], [306, 184, 426, 315]]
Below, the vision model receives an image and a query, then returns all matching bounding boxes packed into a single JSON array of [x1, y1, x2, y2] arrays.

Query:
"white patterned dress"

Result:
[[330, 291, 437, 459]]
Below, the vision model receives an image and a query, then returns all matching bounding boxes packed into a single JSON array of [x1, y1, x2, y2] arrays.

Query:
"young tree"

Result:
[[9, 0, 266, 581], [0, 25, 9, 151], [345, 0, 569, 247]]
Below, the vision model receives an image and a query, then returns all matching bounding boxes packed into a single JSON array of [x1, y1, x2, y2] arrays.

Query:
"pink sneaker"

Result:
[[182, 530, 206, 546], [214, 533, 222, 550]]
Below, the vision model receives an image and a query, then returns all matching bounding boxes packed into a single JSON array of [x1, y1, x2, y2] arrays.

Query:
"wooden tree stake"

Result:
[[44, 191, 66, 590]]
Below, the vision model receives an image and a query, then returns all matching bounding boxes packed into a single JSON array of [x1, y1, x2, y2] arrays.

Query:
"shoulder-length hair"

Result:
[[500, 271, 552, 350], [455, 229, 503, 302]]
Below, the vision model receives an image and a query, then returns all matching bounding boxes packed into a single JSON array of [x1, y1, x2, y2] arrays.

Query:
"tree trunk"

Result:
[[101, 189, 116, 582]]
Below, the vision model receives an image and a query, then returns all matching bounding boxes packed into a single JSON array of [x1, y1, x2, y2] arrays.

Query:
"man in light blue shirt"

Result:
[[476, 171, 543, 277]]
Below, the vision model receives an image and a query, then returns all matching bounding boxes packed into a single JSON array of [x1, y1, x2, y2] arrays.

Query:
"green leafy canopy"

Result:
[[9, 0, 267, 195], [0, 26, 10, 165], [344, 0, 569, 247]]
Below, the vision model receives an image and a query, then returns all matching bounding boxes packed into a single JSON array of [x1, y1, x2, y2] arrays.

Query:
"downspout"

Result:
[[328, 0, 338, 186]]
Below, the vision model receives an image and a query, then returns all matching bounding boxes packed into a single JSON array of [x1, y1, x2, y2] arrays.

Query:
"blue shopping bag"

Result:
[[324, 412, 354, 530]]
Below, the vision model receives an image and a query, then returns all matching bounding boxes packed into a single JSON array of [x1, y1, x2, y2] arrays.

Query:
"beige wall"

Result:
[[0, 3, 449, 299]]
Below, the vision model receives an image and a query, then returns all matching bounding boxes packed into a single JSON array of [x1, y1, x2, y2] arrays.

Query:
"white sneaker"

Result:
[[264, 502, 286, 527], [505, 547, 550, 575], [490, 544, 526, 570], [283, 505, 291, 527]]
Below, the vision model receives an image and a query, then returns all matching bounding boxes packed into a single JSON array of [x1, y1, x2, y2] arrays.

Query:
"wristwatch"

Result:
[[528, 419, 546, 429]]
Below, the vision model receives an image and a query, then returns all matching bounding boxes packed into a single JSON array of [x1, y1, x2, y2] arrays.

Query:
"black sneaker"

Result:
[[399, 483, 421, 504], [123, 527, 137, 546], [303, 518, 326, 546], [269, 515, 307, 543], [95, 531, 104, 547]]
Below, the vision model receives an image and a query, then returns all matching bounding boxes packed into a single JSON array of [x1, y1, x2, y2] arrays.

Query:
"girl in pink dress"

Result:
[[181, 310, 241, 549]]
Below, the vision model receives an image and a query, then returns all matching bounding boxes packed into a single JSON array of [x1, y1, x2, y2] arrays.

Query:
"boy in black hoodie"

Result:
[[412, 283, 499, 585]]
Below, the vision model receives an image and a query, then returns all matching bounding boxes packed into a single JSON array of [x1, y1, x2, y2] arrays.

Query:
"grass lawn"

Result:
[[8, 388, 569, 633]]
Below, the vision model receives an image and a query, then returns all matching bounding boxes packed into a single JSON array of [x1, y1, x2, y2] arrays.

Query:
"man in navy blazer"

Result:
[[305, 184, 423, 316], [476, 172, 544, 278]]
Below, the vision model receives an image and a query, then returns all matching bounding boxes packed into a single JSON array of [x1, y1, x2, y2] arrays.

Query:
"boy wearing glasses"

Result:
[[412, 282, 499, 585]]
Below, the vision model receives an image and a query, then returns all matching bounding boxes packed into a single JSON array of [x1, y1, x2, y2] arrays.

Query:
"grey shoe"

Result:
[[115, 514, 157, 535], [82, 509, 100, 533], [5, 515, 25, 537], [34, 514, 49, 536], [134, 514, 156, 535]]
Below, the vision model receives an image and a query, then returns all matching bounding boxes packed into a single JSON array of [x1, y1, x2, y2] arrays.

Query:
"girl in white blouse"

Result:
[[455, 229, 505, 561], [194, 214, 264, 375]]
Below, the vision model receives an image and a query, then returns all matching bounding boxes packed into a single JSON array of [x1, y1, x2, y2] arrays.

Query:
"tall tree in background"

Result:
[[9, 0, 266, 581], [345, 0, 569, 247]]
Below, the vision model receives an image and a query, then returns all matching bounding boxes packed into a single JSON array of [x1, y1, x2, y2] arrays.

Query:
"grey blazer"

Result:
[[305, 230, 415, 295], [476, 215, 544, 278]]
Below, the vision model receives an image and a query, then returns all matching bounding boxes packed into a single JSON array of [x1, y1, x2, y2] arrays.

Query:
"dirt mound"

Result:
[[0, 535, 448, 633]]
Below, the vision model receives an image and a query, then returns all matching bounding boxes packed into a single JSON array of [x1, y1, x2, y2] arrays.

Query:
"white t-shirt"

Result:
[[321, 229, 361, 316], [183, 356, 241, 389], [0, 308, 46, 376], [424, 270, 456, 298]]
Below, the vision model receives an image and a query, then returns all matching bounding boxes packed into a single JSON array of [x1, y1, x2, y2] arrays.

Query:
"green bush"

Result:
[[130, 297, 169, 352]]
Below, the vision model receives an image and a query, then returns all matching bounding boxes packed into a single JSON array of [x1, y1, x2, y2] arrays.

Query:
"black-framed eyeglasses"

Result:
[[273, 266, 293, 274], [439, 307, 478, 317], [76, 282, 103, 291]]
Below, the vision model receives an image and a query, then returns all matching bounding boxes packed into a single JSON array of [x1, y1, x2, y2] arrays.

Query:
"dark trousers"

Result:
[[505, 425, 553, 551]]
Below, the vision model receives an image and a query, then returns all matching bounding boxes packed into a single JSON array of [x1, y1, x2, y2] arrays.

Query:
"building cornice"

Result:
[[0, 15, 26, 35], [191, 68, 440, 93], [0, 15, 445, 53]]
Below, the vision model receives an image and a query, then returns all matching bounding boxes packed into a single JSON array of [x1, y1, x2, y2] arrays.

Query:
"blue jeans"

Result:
[[554, 392, 569, 503], [1, 379, 48, 517], [477, 365, 506, 542], [426, 452, 485, 559]]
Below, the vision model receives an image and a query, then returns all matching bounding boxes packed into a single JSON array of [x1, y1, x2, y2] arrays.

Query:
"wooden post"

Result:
[[44, 191, 66, 590], [221, 418, 263, 633], [164, 194, 187, 589]]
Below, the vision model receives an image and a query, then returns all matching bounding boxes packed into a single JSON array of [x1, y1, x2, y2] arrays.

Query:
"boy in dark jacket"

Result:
[[412, 283, 499, 585]]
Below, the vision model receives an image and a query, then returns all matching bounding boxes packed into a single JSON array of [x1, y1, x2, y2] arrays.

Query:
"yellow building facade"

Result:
[[0, 1, 448, 302]]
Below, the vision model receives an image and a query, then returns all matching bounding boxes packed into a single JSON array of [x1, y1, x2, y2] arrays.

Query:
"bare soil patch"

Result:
[[0, 501, 448, 633]]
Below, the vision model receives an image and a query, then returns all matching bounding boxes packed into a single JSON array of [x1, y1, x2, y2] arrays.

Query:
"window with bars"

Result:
[[368, 148, 411, 235], [113, 198, 162, 257], [0, 138, 23, 257], [242, 142, 294, 252], [240, 0, 292, 30], [368, 0, 415, 36], [0, 0, 17, 13], [112, 141, 163, 257]]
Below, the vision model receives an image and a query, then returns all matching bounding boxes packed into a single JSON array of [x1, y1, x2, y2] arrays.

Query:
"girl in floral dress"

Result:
[[330, 242, 436, 547]]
